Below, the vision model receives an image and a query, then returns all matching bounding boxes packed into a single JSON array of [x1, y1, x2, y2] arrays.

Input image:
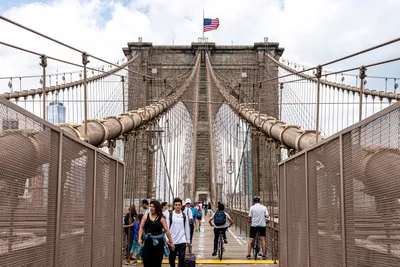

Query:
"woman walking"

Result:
[[138, 200, 174, 267]]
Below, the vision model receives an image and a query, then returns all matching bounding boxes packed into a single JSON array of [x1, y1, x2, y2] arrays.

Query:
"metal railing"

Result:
[[279, 100, 400, 267], [0, 96, 124, 267]]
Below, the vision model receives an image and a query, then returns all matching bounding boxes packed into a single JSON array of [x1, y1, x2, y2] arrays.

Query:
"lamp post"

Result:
[[147, 123, 164, 153], [225, 155, 235, 175], [226, 155, 235, 208]]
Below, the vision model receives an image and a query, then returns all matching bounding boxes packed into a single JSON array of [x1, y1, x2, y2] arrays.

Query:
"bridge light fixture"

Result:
[[147, 123, 164, 153], [225, 155, 235, 175]]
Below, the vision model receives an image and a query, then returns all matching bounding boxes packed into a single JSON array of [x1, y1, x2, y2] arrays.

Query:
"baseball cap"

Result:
[[185, 198, 191, 203]]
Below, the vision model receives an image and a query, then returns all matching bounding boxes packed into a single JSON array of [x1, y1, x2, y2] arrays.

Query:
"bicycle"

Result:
[[217, 230, 225, 260], [252, 231, 260, 260]]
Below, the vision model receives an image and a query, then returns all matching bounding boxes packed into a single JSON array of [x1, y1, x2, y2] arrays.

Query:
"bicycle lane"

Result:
[[190, 214, 278, 264]]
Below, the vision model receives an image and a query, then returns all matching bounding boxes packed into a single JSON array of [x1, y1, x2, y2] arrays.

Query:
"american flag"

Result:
[[203, 18, 219, 32]]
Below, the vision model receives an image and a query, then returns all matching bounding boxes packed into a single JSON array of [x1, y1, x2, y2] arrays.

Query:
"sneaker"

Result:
[[125, 261, 130, 265], [262, 255, 267, 260], [224, 239, 228, 244], [246, 255, 251, 260], [212, 252, 217, 256]]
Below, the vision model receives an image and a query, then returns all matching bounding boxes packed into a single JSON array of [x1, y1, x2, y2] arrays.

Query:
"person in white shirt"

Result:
[[247, 196, 269, 260], [166, 198, 190, 267], [183, 198, 194, 243], [162, 202, 169, 218], [141, 199, 151, 214]]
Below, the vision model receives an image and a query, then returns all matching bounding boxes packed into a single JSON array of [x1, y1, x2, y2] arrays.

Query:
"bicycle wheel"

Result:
[[253, 235, 259, 260], [218, 234, 223, 260]]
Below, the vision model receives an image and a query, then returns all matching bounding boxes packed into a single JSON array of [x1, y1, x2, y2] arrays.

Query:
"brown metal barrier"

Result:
[[226, 208, 279, 262], [279, 100, 400, 267], [0, 97, 124, 267]]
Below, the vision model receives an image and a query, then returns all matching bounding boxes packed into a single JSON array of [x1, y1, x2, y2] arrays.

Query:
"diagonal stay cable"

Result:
[[159, 135, 175, 199], [0, 15, 168, 80]]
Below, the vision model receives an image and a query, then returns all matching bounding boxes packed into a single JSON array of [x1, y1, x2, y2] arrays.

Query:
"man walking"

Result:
[[141, 199, 150, 214], [166, 198, 190, 267], [183, 198, 194, 244]]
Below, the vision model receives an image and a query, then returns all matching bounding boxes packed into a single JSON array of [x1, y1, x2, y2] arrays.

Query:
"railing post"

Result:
[[91, 151, 97, 267], [339, 134, 347, 267], [315, 65, 322, 143], [114, 162, 119, 266], [305, 152, 310, 267], [82, 52, 90, 138], [40, 54, 47, 120], [284, 163, 289, 266], [359, 66, 367, 121], [54, 130, 63, 267]]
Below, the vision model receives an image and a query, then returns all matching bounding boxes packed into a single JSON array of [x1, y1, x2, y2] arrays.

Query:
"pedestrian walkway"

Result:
[[122, 213, 279, 266]]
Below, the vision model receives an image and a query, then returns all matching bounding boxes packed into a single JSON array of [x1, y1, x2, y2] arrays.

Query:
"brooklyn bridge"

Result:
[[0, 14, 399, 267]]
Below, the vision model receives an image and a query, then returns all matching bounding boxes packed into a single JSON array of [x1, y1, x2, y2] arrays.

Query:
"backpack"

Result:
[[190, 207, 196, 224], [213, 210, 226, 226], [195, 208, 202, 220], [169, 210, 187, 228]]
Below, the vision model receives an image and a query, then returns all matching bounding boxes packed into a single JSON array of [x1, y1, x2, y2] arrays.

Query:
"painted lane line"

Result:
[[228, 227, 244, 246]]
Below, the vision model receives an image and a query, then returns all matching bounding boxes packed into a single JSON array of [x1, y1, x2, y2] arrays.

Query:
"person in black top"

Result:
[[138, 200, 174, 267]]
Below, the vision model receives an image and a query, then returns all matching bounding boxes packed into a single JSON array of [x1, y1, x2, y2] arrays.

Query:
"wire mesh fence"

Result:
[[279, 100, 400, 267], [0, 96, 124, 267]]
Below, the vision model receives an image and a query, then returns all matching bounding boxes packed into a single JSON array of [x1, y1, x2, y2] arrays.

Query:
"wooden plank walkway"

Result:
[[122, 213, 279, 266]]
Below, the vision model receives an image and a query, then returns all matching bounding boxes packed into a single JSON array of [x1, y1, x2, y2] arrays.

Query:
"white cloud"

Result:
[[1, 0, 400, 93]]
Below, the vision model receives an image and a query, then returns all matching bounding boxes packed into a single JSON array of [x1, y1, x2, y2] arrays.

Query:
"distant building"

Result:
[[47, 102, 66, 124], [2, 118, 18, 130], [243, 152, 252, 196]]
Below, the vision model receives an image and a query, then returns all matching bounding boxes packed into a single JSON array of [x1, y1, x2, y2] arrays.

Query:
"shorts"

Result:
[[249, 226, 266, 238]]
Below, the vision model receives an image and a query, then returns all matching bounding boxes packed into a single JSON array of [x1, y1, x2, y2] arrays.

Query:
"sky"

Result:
[[1, 0, 400, 93]]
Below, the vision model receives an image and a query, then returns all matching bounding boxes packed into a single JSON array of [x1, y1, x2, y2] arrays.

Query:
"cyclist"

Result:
[[247, 196, 269, 260], [208, 202, 233, 256]]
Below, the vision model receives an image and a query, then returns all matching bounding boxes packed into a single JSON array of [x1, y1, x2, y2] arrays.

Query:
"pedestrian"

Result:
[[123, 205, 137, 259], [141, 199, 150, 214], [162, 202, 169, 218], [207, 202, 212, 216], [194, 202, 202, 232], [138, 200, 174, 267], [183, 198, 194, 244], [126, 214, 143, 265], [166, 198, 190, 267]]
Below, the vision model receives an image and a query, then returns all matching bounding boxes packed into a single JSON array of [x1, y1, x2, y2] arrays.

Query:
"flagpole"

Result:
[[202, 10, 204, 42]]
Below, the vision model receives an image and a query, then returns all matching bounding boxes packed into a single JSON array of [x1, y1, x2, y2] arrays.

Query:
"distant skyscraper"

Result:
[[47, 102, 66, 124], [2, 118, 18, 130]]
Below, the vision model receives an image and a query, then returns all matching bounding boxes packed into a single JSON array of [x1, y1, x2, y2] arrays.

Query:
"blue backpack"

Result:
[[213, 210, 226, 226], [190, 207, 196, 224], [195, 208, 202, 220]]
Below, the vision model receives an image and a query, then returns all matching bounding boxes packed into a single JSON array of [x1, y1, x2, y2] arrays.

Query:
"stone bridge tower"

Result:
[[123, 40, 284, 204]]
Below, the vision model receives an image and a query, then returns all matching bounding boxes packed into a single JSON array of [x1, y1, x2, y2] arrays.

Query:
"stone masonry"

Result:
[[123, 41, 283, 203]]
